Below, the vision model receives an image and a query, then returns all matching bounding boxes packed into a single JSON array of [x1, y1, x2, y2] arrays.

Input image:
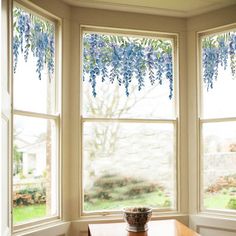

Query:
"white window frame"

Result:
[[79, 26, 180, 217], [11, 0, 62, 232], [198, 24, 236, 216]]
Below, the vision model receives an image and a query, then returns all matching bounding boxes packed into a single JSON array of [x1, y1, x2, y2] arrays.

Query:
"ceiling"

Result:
[[61, 0, 236, 17]]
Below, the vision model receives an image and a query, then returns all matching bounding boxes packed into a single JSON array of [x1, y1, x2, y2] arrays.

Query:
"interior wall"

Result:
[[187, 4, 236, 236], [187, 4, 236, 32], [71, 7, 186, 32]]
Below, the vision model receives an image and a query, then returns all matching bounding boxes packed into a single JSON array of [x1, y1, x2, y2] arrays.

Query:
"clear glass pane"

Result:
[[202, 122, 236, 211], [83, 122, 176, 212], [13, 115, 58, 224], [83, 78, 175, 119], [13, 53, 56, 114]]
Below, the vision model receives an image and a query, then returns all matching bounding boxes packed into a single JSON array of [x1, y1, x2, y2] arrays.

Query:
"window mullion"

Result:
[[82, 117, 177, 124], [14, 109, 60, 121], [200, 117, 236, 123]]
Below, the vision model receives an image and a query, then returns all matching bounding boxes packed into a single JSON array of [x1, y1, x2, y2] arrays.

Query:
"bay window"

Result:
[[0, 0, 235, 235], [81, 29, 178, 215]]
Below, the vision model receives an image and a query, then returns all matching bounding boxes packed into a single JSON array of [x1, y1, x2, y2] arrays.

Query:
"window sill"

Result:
[[13, 219, 70, 236], [190, 212, 236, 221], [78, 211, 188, 221], [73, 213, 189, 233], [190, 213, 236, 231]]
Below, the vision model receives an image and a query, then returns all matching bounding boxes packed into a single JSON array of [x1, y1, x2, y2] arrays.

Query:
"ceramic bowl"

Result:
[[123, 207, 152, 232]]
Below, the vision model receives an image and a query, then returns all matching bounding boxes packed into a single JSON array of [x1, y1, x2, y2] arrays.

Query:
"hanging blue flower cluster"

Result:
[[83, 33, 174, 99], [13, 7, 55, 80], [202, 32, 236, 90]]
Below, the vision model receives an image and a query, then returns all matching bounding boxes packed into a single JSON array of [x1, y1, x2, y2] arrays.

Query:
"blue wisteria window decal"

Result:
[[13, 6, 55, 80], [83, 33, 174, 99], [202, 31, 236, 90]]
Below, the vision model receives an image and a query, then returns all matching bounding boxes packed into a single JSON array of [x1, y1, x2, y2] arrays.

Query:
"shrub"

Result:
[[163, 199, 171, 208], [96, 190, 112, 200], [85, 173, 163, 203], [13, 187, 46, 206], [227, 198, 236, 209], [125, 183, 157, 197], [206, 175, 236, 194], [94, 174, 129, 189]]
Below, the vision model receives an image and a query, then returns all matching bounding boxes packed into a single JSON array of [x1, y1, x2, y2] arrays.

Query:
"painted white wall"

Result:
[[199, 227, 236, 236]]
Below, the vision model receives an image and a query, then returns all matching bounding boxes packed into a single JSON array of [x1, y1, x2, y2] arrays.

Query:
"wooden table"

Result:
[[88, 219, 201, 236]]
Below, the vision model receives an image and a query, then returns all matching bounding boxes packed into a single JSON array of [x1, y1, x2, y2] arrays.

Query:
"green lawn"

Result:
[[12, 193, 235, 223], [204, 193, 235, 210], [13, 204, 46, 224], [84, 191, 171, 211]]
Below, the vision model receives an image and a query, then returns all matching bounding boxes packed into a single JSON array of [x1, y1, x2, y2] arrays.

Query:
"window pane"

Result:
[[83, 122, 176, 212], [13, 115, 58, 224], [202, 66, 236, 118], [83, 77, 175, 119], [201, 31, 236, 119], [13, 5, 56, 114], [13, 54, 56, 114], [82, 33, 175, 119], [202, 122, 236, 211]]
